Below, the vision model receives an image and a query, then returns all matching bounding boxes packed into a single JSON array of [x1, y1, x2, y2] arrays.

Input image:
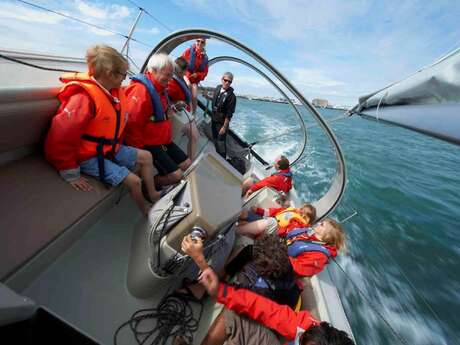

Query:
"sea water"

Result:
[[230, 98, 460, 345]]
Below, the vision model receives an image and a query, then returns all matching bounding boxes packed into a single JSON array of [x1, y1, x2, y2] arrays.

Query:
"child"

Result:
[[236, 203, 316, 238], [181, 234, 353, 345], [229, 232, 301, 308], [241, 155, 293, 197], [198, 267, 355, 345], [285, 218, 347, 277]]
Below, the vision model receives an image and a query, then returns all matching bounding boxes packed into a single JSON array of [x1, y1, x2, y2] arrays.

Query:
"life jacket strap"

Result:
[[275, 171, 293, 178], [130, 74, 166, 122], [286, 227, 313, 240], [81, 134, 118, 185], [287, 240, 331, 259]]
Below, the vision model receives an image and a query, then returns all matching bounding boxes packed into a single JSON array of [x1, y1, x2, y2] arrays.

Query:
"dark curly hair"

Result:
[[252, 232, 292, 280], [300, 322, 355, 345]]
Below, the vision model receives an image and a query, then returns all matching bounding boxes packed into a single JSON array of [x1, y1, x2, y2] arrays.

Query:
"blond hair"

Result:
[[320, 218, 347, 253], [298, 203, 316, 224], [86, 45, 128, 78]]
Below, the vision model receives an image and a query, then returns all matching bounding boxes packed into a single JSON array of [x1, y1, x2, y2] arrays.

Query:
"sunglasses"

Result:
[[223, 78, 232, 84], [196, 40, 205, 44]]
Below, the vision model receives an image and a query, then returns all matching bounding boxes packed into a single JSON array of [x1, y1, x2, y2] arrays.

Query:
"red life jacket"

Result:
[[188, 44, 208, 73], [59, 72, 128, 182]]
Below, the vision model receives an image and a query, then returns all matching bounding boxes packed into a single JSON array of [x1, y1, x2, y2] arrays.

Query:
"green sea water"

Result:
[[230, 98, 460, 345]]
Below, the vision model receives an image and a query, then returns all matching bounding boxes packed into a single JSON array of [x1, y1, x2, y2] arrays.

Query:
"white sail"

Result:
[[352, 47, 460, 145]]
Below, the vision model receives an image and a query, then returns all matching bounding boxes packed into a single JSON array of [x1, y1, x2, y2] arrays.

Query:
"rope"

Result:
[[375, 91, 388, 121], [0, 53, 79, 73], [113, 291, 204, 345], [331, 258, 411, 345], [15, 0, 151, 48]]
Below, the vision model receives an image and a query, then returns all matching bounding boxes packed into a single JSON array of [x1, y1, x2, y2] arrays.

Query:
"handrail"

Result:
[[207, 56, 307, 167], [141, 29, 347, 219]]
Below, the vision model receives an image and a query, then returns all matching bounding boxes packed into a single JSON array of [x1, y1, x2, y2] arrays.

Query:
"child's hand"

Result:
[[181, 234, 203, 259], [198, 267, 219, 297]]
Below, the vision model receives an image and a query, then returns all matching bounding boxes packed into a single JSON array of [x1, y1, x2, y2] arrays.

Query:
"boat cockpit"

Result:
[[0, 29, 353, 345]]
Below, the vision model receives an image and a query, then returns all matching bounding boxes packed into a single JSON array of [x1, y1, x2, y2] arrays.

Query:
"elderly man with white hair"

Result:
[[125, 54, 191, 189]]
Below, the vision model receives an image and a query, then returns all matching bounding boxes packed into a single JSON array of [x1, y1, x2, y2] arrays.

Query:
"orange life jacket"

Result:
[[58, 72, 128, 182], [275, 207, 308, 229]]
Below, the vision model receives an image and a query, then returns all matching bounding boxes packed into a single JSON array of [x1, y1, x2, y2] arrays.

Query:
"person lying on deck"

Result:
[[44, 44, 160, 216], [241, 155, 293, 198], [237, 204, 348, 277], [182, 232, 301, 308], [181, 236, 354, 345], [237, 203, 316, 238]]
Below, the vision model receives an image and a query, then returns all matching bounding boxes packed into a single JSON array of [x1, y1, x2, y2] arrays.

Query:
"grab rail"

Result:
[[141, 29, 346, 219]]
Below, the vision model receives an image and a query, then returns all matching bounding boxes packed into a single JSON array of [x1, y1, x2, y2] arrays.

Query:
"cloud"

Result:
[[290, 68, 346, 89], [138, 27, 161, 35], [89, 27, 116, 37], [75, 0, 131, 20], [0, 2, 65, 24]]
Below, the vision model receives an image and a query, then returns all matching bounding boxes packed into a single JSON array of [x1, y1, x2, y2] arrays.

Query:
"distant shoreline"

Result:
[[236, 95, 349, 111]]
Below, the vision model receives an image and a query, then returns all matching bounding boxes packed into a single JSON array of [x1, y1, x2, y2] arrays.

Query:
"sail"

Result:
[[352, 47, 460, 145]]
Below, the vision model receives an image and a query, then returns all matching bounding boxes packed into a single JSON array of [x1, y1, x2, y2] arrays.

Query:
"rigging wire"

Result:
[[124, 0, 173, 32], [331, 258, 411, 345], [333, 210, 445, 344], [367, 230, 446, 330], [15, 0, 151, 48]]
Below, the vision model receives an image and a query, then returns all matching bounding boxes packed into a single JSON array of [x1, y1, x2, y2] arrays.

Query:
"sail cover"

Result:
[[352, 47, 460, 145]]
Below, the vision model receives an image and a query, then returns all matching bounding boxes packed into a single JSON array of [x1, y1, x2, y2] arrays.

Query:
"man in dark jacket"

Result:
[[204, 72, 236, 158]]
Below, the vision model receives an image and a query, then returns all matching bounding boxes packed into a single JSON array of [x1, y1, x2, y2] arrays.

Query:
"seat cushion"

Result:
[[0, 155, 113, 279]]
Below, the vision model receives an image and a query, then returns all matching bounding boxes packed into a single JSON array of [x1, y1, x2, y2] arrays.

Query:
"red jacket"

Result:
[[287, 232, 337, 277], [249, 169, 293, 194], [254, 206, 336, 277], [45, 79, 126, 173], [217, 283, 319, 343], [167, 77, 191, 112], [181, 45, 208, 84], [124, 72, 172, 147]]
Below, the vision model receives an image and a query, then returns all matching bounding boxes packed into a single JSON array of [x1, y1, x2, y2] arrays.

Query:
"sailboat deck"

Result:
[[22, 195, 222, 345]]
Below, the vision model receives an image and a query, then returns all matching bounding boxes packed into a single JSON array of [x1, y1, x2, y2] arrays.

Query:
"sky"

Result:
[[1, 0, 460, 106]]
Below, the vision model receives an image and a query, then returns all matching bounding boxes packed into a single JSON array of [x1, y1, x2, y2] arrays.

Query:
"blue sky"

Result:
[[1, 0, 460, 106]]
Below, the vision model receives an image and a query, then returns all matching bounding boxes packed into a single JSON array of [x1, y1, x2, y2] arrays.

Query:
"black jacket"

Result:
[[211, 85, 236, 124]]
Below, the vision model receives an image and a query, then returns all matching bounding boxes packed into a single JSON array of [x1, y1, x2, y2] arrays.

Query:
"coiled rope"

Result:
[[113, 291, 204, 345]]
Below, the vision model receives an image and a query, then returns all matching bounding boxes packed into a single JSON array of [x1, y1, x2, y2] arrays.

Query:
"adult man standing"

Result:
[[204, 72, 236, 158]]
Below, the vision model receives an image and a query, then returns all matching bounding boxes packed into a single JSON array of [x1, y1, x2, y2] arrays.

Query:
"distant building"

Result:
[[312, 98, 329, 108]]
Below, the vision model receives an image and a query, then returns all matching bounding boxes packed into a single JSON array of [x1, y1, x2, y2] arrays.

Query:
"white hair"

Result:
[[147, 53, 174, 72], [223, 71, 234, 80]]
